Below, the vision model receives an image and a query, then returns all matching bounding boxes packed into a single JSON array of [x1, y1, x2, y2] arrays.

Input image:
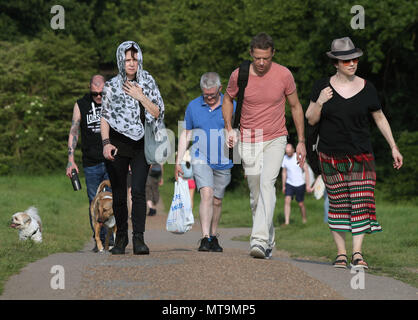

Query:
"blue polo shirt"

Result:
[[184, 94, 236, 170]]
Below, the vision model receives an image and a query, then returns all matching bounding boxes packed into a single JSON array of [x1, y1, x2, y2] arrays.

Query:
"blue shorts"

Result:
[[285, 183, 306, 202]]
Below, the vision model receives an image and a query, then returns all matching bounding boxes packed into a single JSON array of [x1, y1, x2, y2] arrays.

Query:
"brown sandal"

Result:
[[351, 252, 369, 269]]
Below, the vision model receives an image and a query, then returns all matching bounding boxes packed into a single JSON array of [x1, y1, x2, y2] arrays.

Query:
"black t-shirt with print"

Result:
[[310, 77, 381, 156]]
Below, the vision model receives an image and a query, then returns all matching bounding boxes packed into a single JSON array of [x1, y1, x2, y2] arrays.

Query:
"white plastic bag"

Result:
[[166, 177, 194, 234]]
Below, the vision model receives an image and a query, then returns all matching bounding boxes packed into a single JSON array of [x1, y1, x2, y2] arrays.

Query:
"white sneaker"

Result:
[[250, 245, 267, 259]]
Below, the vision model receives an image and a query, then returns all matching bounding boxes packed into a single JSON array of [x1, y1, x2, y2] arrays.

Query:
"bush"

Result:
[[382, 131, 418, 201], [0, 32, 97, 174]]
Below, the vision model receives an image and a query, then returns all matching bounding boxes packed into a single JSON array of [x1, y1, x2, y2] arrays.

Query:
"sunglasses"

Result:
[[341, 58, 359, 66], [91, 91, 103, 97]]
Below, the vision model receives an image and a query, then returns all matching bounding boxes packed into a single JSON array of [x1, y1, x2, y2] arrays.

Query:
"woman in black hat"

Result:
[[305, 37, 403, 269]]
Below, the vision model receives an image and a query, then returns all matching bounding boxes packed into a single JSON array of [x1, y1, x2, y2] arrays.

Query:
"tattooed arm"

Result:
[[66, 102, 81, 178]]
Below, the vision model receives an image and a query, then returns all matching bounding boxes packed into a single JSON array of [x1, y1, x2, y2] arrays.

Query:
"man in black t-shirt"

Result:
[[66, 75, 112, 252]]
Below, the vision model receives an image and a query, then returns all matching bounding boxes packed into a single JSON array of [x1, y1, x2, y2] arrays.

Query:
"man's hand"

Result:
[[226, 128, 238, 148], [66, 162, 79, 178], [296, 142, 307, 168], [174, 164, 183, 181]]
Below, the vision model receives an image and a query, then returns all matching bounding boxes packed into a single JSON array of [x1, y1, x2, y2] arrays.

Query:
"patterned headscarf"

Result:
[[101, 41, 165, 141]]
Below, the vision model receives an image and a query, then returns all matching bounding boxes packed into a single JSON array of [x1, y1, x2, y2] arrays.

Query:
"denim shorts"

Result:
[[285, 183, 306, 202], [192, 163, 231, 199]]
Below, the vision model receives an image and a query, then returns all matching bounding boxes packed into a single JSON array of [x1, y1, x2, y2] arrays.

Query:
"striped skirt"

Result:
[[319, 152, 382, 235]]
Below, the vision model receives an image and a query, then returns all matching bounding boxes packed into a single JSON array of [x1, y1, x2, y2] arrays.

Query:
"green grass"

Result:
[[160, 164, 418, 288], [0, 174, 92, 295], [1, 169, 416, 296]]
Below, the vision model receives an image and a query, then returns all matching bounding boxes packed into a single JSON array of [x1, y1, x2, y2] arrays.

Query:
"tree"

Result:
[[0, 32, 98, 174]]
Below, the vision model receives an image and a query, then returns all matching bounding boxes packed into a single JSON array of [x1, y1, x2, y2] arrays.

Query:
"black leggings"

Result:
[[105, 148, 149, 234]]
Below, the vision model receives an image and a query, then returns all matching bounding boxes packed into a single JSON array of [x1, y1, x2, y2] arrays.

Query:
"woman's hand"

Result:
[[392, 146, 403, 170], [123, 81, 144, 101], [317, 86, 333, 105], [306, 87, 332, 126], [123, 81, 160, 118], [103, 143, 118, 161]]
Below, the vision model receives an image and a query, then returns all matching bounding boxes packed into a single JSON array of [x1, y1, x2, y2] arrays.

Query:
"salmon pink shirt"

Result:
[[226, 62, 296, 143]]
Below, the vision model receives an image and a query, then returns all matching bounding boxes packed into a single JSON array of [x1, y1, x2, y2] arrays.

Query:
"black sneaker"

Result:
[[198, 237, 211, 251], [209, 236, 223, 252], [92, 244, 99, 253], [148, 208, 156, 216]]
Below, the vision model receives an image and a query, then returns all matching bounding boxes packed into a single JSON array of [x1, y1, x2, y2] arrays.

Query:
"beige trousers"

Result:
[[239, 135, 287, 250]]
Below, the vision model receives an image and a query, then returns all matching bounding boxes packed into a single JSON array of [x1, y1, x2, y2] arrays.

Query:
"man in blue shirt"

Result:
[[175, 72, 236, 252]]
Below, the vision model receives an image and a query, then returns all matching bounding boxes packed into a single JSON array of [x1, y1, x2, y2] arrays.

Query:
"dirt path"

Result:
[[1, 201, 416, 301]]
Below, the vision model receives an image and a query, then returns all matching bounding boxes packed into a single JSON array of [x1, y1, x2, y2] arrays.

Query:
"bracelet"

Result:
[[391, 144, 398, 150], [102, 139, 110, 147]]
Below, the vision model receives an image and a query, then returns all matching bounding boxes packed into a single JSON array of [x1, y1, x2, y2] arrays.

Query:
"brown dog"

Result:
[[90, 180, 116, 252]]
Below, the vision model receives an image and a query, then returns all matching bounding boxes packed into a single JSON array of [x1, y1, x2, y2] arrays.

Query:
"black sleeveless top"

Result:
[[77, 94, 106, 167]]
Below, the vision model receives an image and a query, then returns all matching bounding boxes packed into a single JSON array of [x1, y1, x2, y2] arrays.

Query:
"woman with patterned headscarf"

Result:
[[100, 41, 165, 255]]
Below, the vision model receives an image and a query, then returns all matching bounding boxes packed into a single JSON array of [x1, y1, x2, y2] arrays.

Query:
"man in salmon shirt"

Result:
[[223, 32, 306, 259]]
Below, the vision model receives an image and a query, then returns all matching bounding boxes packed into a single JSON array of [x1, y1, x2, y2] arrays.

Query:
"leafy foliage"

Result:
[[382, 131, 418, 201], [0, 33, 97, 174], [0, 0, 416, 200]]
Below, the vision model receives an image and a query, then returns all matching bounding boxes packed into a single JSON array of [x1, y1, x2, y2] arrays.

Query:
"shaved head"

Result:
[[90, 75, 105, 87], [90, 74, 105, 104]]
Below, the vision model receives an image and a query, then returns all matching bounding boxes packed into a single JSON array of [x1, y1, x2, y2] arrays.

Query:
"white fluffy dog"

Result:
[[10, 206, 43, 243]]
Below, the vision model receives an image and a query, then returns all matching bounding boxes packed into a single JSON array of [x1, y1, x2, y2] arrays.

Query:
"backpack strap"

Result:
[[229, 60, 251, 160], [232, 60, 251, 130]]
